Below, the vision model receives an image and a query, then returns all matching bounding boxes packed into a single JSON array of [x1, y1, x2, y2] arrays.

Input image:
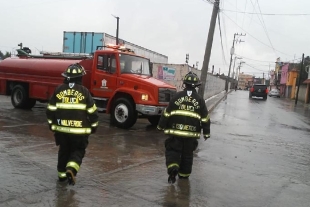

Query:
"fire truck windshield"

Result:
[[119, 54, 150, 75]]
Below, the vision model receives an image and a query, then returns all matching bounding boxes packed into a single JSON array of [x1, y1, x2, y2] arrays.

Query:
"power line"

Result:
[[218, 13, 228, 65], [255, 0, 277, 56], [234, 54, 275, 63], [221, 12, 293, 57], [244, 63, 268, 72], [1, 0, 71, 9], [201, 0, 215, 5], [222, 1, 294, 41], [222, 9, 310, 16], [237, 54, 302, 64]]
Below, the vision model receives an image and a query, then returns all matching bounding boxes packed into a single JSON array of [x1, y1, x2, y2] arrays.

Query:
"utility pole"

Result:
[[186, 54, 189, 64], [263, 73, 265, 84], [225, 33, 246, 93], [232, 56, 242, 79], [112, 15, 120, 45], [236, 61, 245, 85], [295, 53, 304, 105], [198, 0, 220, 98]]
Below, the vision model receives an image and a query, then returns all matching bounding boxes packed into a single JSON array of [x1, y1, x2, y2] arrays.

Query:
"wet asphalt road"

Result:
[[0, 91, 310, 207]]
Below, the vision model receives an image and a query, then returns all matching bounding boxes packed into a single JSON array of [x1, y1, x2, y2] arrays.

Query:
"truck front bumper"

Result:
[[136, 104, 166, 116]]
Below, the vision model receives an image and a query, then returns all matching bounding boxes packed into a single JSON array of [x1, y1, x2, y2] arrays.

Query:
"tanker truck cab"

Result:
[[91, 44, 177, 129]]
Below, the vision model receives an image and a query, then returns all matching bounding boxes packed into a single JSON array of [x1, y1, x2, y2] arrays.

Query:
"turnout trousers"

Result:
[[165, 136, 198, 178], [55, 133, 89, 178]]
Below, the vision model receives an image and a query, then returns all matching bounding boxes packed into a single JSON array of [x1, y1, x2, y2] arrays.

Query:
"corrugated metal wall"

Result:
[[152, 63, 225, 99]]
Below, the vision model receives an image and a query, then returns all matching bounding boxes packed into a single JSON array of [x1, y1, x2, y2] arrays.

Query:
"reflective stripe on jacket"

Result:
[[157, 88, 210, 138], [46, 83, 99, 135]]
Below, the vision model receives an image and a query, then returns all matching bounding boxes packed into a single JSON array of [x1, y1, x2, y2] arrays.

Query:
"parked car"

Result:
[[269, 89, 280, 98], [249, 84, 268, 100]]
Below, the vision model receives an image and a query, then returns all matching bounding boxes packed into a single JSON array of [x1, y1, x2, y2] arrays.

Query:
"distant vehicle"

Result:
[[269, 88, 280, 98], [249, 84, 268, 100]]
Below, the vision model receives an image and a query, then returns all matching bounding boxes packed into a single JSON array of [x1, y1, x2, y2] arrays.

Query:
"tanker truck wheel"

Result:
[[111, 98, 137, 129], [147, 116, 161, 126], [11, 85, 35, 109]]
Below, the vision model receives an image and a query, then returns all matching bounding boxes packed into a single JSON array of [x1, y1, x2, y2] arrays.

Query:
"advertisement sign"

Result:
[[163, 66, 175, 80], [158, 66, 163, 79], [157, 66, 175, 80]]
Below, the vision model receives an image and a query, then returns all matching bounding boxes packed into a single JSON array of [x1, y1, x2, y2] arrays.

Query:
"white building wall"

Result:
[[152, 63, 225, 99], [104, 34, 168, 64]]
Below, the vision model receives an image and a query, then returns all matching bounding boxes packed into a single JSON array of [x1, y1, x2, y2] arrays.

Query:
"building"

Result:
[[287, 67, 298, 99], [62, 31, 168, 64], [238, 73, 253, 89], [269, 70, 276, 90], [280, 63, 289, 96]]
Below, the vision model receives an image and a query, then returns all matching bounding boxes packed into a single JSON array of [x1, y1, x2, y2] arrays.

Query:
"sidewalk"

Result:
[[205, 90, 228, 112]]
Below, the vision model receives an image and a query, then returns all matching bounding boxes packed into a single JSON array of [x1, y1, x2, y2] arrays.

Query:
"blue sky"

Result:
[[1, 0, 309, 78]]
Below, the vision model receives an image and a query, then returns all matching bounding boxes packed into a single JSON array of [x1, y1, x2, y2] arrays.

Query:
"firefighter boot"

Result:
[[168, 167, 178, 184], [178, 174, 189, 180], [66, 169, 76, 186], [58, 177, 67, 182]]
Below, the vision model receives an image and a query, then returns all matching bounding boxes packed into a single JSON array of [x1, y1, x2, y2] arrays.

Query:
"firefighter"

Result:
[[157, 71, 211, 184], [46, 63, 99, 185]]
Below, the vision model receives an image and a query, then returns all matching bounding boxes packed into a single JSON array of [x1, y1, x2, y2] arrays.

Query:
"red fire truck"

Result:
[[0, 45, 176, 129]]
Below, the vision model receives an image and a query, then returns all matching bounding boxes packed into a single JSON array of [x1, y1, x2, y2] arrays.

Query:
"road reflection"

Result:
[[162, 180, 191, 207]]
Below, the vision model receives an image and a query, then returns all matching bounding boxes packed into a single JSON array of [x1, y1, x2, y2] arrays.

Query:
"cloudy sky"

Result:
[[1, 0, 309, 78]]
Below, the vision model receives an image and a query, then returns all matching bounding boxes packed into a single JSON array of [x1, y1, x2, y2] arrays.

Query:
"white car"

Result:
[[269, 89, 280, 98]]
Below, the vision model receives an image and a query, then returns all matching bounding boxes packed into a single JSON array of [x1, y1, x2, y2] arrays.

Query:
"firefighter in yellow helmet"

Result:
[[157, 71, 211, 184], [46, 63, 99, 185]]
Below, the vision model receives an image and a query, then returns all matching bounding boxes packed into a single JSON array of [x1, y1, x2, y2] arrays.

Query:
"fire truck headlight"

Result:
[[141, 94, 148, 101]]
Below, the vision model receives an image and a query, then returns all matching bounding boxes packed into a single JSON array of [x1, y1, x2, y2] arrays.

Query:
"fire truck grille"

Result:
[[158, 88, 177, 104]]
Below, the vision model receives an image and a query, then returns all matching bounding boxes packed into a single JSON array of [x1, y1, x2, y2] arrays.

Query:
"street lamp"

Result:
[[111, 14, 120, 45]]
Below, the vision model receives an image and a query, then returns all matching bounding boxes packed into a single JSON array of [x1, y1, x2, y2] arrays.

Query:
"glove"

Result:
[[204, 134, 210, 141], [91, 127, 97, 134]]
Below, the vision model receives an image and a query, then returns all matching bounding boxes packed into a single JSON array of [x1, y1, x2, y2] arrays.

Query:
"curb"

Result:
[[206, 90, 232, 113]]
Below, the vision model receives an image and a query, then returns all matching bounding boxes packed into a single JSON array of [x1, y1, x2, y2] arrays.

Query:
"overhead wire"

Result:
[[221, 12, 293, 57], [248, 0, 257, 26], [0, 0, 72, 9], [221, 9, 310, 16], [235, 53, 302, 64], [239, 0, 248, 55], [244, 63, 268, 72], [201, 0, 215, 5], [218, 12, 228, 65], [254, 0, 277, 57]]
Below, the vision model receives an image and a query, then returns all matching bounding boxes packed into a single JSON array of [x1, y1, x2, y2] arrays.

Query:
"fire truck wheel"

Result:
[[11, 85, 31, 109], [26, 99, 37, 109], [147, 116, 160, 126], [111, 98, 137, 129]]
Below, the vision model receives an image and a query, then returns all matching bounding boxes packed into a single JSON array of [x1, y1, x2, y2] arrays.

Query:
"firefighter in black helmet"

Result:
[[46, 63, 99, 185], [157, 71, 211, 184]]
